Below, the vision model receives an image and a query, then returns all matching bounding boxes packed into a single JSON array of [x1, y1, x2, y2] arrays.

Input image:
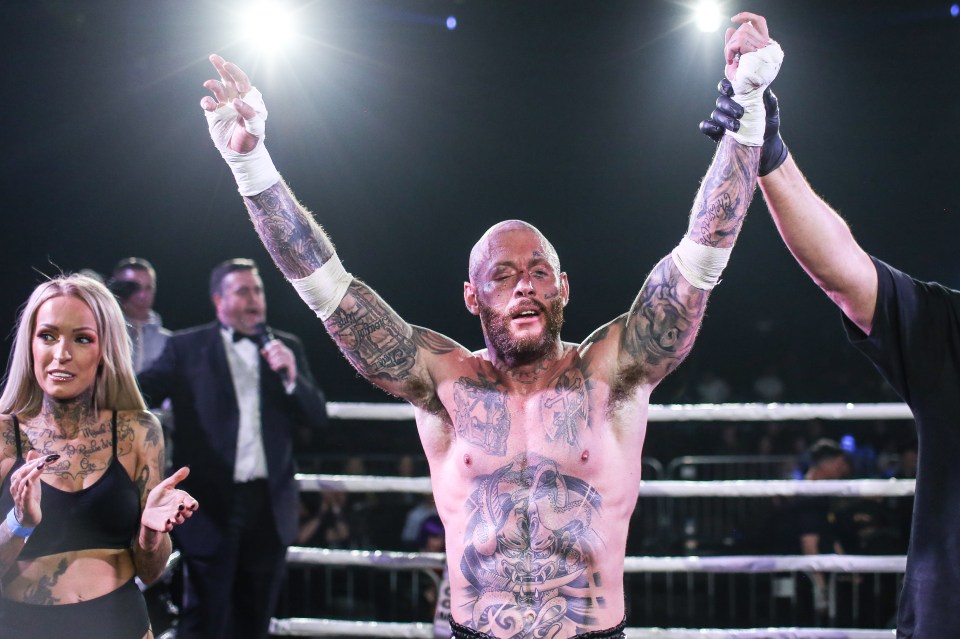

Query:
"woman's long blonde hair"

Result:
[[0, 273, 146, 417]]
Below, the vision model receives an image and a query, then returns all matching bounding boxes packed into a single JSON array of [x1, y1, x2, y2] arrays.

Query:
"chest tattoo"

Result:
[[453, 374, 510, 456], [542, 370, 588, 448], [25, 421, 119, 483]]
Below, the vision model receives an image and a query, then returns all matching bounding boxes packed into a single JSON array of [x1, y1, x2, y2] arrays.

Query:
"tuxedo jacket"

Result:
[[138, 322, 327, 555]]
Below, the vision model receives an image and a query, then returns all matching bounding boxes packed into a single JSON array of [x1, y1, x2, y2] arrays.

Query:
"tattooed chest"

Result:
[[460, 453, 606, 634], [23, 428, 116, 484], [450, 369, 590, 457]]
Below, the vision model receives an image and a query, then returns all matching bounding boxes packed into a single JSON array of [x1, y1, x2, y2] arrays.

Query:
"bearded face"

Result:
[[478, 294, 565, 364], [466, 221, 569, 364]]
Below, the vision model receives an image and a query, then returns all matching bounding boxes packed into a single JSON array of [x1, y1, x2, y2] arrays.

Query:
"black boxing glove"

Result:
[[699, 78, 789, 177]]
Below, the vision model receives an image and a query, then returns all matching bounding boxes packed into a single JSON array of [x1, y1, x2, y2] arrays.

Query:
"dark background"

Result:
[[3, 0, 958, 414]]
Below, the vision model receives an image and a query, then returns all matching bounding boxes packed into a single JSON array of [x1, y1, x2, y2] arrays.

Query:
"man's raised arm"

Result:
[[201, 54, 463, 408], [616, 14, 779, 387], [759, 158, 878, 335], [700, 69, 878, 334]]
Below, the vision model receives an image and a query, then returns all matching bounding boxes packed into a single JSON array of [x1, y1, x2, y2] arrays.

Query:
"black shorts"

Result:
[[449, 617, 626, 639], [0, 578, 150, 638]]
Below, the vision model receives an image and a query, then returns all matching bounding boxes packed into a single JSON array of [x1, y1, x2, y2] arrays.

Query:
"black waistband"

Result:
[[449, 617, 626, 639], [0, 579, 148, 637]]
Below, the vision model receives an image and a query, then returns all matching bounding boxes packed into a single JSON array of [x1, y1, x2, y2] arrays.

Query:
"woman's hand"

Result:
[[8, 451, 59, 529], [139, 466, 198, 550]]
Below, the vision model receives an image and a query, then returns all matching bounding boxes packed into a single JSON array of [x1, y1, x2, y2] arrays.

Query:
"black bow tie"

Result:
[[232, 331, 258, 344]]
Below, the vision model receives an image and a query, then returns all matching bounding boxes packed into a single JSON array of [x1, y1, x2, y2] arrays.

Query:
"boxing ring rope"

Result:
[[297, 475, 915, 498], [326, 401, 913, 422], [285, 547, 905, 574], [271, 402, 913, 639]]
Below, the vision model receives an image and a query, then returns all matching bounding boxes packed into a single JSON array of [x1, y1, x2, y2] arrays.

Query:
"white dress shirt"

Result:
[[221, 327, 269, 482]]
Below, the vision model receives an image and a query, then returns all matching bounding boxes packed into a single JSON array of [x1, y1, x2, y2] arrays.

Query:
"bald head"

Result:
[[468, 220, 560, 284]]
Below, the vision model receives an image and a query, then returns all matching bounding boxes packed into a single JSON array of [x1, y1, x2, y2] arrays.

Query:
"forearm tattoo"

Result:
[[688, 138, 759, 248], [327, 282, 418, 383], [461, 454, 604, 637], [244, 182, 335, 279]]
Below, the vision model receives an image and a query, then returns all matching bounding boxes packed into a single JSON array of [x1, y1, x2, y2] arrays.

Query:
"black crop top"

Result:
[[0, 413, 141, 559]]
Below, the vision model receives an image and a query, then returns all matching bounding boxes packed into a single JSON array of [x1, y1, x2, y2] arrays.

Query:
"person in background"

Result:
[[108, 258, 171, 374], [138, 258, 327, 639]]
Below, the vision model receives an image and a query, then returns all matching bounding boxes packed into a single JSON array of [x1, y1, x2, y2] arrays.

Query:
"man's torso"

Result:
[[415, 336, 650, 637]]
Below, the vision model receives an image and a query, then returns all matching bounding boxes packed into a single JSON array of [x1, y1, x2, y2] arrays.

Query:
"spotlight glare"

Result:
[[951, 4, 959, 17], [446, 15, 458, 30], [693, 1, 722, 33], [241, 2, 298, 53]]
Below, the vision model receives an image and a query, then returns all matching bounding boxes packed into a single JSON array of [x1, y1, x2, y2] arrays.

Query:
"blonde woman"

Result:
[[0, 274, 197, 637]]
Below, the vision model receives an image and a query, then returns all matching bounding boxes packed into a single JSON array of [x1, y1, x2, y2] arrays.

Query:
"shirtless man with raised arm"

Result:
[[200, 14, 781, 638]]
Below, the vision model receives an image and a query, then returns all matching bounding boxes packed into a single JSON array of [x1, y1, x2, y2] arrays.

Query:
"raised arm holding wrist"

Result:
[[697, 16, 877, 334], [618, 14, 778, 387]]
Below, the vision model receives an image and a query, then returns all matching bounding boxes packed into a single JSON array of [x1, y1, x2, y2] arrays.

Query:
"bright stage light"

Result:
[[693, 1, 723, 33], [952, 4, 959, 18], [446, 16, 458, 30], [240, 2, 298, 53]]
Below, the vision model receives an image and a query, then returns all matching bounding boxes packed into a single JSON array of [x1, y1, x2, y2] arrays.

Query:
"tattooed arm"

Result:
[[127, 411, 172, 585], [618, 136, 760, 387], [244, 184, 465, 408], [202, 55, 467, 409]]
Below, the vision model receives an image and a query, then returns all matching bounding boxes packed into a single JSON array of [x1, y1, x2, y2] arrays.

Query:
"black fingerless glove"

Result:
[[758, 88, 788, 176], [699, 79, 789, 177], [699, 79, 743, 142]]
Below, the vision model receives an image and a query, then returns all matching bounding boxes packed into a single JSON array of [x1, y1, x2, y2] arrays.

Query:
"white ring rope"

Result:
[[296, 475, 915, 498], [269, 618, 895, 639], [287, 546, 445, 570], [297, 474, 433, 494], [327, 401, 913, 422], [621, 554, 905, 573], [285, 547, 904, 574], [270, 618, 433, 638]]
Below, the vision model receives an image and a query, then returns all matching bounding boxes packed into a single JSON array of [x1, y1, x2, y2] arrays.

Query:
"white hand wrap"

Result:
[[205, 87, 281, 196], [671, 237, 732, 290], [726, 41, 784, 147], [289, 254, 353, 321]]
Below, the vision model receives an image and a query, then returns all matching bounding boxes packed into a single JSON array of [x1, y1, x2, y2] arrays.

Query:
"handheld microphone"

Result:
[[254, 323, 289, 381]]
